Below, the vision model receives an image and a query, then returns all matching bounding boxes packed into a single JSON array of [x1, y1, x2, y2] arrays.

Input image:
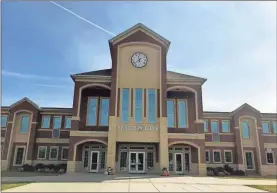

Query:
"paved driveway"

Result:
[[3, 173, 275, 192]]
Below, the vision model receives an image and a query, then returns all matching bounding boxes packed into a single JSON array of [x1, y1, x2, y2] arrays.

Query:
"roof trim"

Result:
[[10, 97, 40, 110], [109, 23, 170, 48], [232, 103, 260, 115]]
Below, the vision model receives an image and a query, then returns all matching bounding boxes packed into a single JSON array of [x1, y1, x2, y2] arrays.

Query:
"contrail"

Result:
[[50, 1, 116, 36]]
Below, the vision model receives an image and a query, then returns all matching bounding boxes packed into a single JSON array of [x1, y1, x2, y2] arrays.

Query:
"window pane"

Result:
[[121, 89, 130, 122], [38, 147, 46, 159], [205, 151, 210, 162], [87, 98, 98, 125], [134, 88, 143, 123], [52, 129, 60, 138], [65, 117, 71, 129], [15, 148, 25, 165], [167, 100, 175, 127], [225, 152, 232, 163], [50, 147, 58, 159], [53, 117, 62, 129], [147, 89, 156, 123], [242, 121, 250, 139], [262, 122, 270, 133], [273, 122, 277, 134], [203, 120, 208, 132], [1, 115, 7, 128], [214, 152, 221, 162], [62, 148, 68, 160], [120, 152, 127, 170], [211, 121, 219, 133], [20, 116, 29, 133], [178, 100, 187, 128], [84, 151, 89, 168], [99, 98, 110, 126], [266, 152, 274, 164], [222, 121, 230, 132], [41, 116, 50, 128]]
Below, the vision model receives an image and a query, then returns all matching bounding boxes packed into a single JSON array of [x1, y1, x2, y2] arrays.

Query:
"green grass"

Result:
[[1, 183, 30, 191], [247, 185, 277, 192], [216, 176, 277, 180]]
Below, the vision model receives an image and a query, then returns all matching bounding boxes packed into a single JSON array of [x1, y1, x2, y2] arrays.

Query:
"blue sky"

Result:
[[2, 1, 276, 112]]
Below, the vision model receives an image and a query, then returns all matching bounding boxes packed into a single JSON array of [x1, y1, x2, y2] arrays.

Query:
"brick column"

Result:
[[234, 127, 245, 171]]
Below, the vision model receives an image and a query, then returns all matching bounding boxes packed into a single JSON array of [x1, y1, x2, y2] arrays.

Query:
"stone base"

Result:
[[199, 163, 207, 176], [1, 160, 8, 171], [260, 165, 277, 176]]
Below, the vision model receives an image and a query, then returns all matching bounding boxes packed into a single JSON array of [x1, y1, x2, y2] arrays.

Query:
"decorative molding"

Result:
[[205, 142, 235, 147], [36, 138, 69, 144], [168, 133, 205, 140], [264, 143, 277, 149], [70, 131, 108, 137]]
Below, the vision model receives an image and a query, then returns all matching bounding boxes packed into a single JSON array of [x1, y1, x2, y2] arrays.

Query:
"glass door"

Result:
[[245, 152, 254, 170], [137, 152, 145, 173], [90, 151, 99, 172], [174, 153, 183, 174], [129, 152, 137, 173], [129, 152, 145, 173]]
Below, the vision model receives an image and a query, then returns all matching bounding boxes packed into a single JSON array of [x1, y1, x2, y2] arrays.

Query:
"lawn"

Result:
[[2, 171, 61, 177], [216, 176, 277, 180], [247, 185, 277, 192], [1, 182, 30, 191]]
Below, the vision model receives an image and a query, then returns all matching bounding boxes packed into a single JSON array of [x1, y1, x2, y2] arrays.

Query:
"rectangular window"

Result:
[[242, 121, 250, 139], [262, 122, 270, 133], [20, 116, 29, 133], [205, 150, 210, 163], [53, 116, 62, 129], [37, 146, 47, 159], [61, 147, 68, 160], [87, 98, 98, 126], [13, 147, 25, 166], [99, 98, 110, 126], [121, 88, 130, 123], [147, 89, 156, 123], [211, 121, 219, 133], [100, 152, 106, 169], [178, 100, 187, 128], [224, 151, 233, 163], [134, 88, 143, 123], [1, 115, 8, 128], [203, 120, 208, 132], [266, 152, 274, 164], [49, 146, 58, 160], [147, 152, 154, 168], [120, 151, 127, 170], [167, 100, 175, 127], [222, 120, 230, 133], [65, 117, 71, 129], [272, 122, 277, 134], [41, 116, 50, 128], [213, 150, 221, 163]]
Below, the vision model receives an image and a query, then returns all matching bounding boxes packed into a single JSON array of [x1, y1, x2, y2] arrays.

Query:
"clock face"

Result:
[[131, 52, 148, 68]]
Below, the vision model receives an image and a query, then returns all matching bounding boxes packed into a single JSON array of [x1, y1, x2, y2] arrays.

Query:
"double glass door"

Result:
[[129, 152, 145, 173], [174, 152, 190, 174]]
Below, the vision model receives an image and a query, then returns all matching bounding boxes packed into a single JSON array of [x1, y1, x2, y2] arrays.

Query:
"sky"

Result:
[[1, 1, 276, 113]]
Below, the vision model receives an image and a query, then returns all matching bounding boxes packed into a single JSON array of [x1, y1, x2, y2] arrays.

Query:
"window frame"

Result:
[[64, 116, 72, 129], [211, 120, 219, 133], [86, 97, 99, 126], [1, 115, 8, 128], [37, 146, 47, 160], [213, 150, 221, 163], [53, 116, 62, 129], [272, 121, 277, 134], [13, 146, 26, 166], [61, 146, 69, 160], [262, 121, 270, 134], [41, 115, 51, 129], [265, 151, 275, 165], [167, 99, 176, 128], [177, 99, 188, 128], [205, 150, 210, 163], [147, 88, 156, 123], [221, 120, 230, 133], [49, 146, 59, 160], [121, 88, 130, 123], [134, 88, 143, 123], [224, 150, 233, 164], [99, 97, 110, 126], [19, 115, 30, 134]]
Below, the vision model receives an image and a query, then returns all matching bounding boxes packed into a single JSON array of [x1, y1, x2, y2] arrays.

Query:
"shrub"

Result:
[[35, 163, 45, 172], [231, 170, 245, 176], [22, 164, 34, 172], [55, 163, 67, 173], [224, 164, 234, 173]]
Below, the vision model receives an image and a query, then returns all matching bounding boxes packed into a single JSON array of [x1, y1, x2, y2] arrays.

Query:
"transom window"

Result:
[[20, 116, 30, 133], [262, 121, 270, 133], [37, 146, 47, 159], [41, 116, 50, 128], [242, 121, 250, 139], [1, 115, 8, 128], [266, 151, 274, 164], [213, 150, 221, 163], [222, 120, 230, 133]]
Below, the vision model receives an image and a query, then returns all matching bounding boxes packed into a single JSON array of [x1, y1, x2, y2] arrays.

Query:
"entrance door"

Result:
[[129, 152, 145, 173], [90, 151, 99, 172], [174, 153, 183, 174], [245, 151, 254, 170]]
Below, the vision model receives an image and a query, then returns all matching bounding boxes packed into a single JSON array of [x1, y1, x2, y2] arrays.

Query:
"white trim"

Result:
[[37, 146, 47, 160], [10, 97, 40, 110], [128, 151, 145, 174], [224, 150, 233, 164], [205, 150, 210, 163], [213, 150, 221, 163], [49, 146, 59, 160], [41, 115, 51, 129], [61, 146, 69, 160], [13, 146, 26, 166], [265, 151, 275, 165]]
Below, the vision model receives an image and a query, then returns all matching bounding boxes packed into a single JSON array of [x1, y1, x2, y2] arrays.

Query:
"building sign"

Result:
[[119, 125, 159, 131]]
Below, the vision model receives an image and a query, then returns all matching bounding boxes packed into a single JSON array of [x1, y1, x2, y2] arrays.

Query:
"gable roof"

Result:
[[232, 103, 260, 115], [10, 97, 40, 110], [109, 23, 171, 49], [72, 69, 112, 77]]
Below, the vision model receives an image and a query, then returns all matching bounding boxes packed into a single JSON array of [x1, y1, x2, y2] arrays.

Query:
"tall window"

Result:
[[266, 152, 274, 164], [203, 120, 208, 132], [65, 117, 71, 129], [222, 120, 230, 132], [134, 88, 143, 123], [53, 116, 62, 129], [49, 146, 58, 160], [87, 98, 98, 125], [213, 150, 221, 163], [121, 88, 130, 123], [178, 100, 187, 128], [262, 122, 270, 133], [224, 151, 233, 163], [272, 122, 277, 134], [61, 147, 68, 160], [147, 89, 156, 123], [211, 121, 219, 133], [242, 121, 250, 139], [99, 98, 110, 126], [20, 116, 29, 133], [37, 146, 47, 159], [1, 115, 7, 128], [41, 116, 50, 128], [205, 150, 210, 163], [167, 100, 175, 127]]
